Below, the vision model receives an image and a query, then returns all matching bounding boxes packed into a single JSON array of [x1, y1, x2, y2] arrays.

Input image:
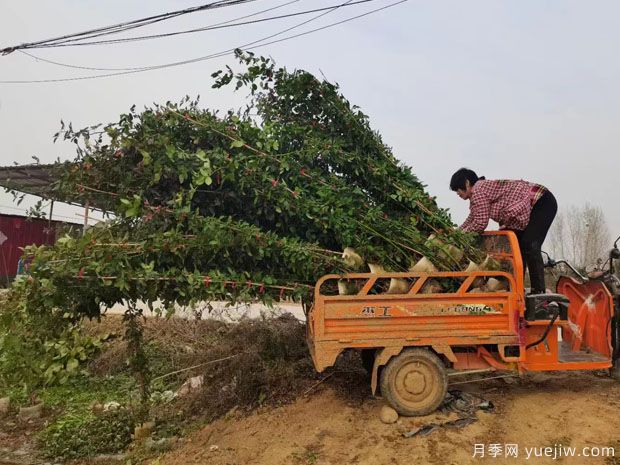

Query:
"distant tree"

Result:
[[548, 211, 566, 262], [547, 203, 610, 269]]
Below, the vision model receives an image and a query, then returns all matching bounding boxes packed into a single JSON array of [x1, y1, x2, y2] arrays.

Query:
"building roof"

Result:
[[0, 211, 82, 225], [0, 163, 56, 198], [0, 163, 106, 221]]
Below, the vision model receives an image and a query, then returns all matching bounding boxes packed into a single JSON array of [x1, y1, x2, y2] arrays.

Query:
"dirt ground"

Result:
[[160, 371, 620, 465], [0, 416, 48, 465]]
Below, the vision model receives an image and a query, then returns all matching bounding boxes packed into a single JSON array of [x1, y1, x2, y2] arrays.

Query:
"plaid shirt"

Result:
[[460, 179, 546, 232]]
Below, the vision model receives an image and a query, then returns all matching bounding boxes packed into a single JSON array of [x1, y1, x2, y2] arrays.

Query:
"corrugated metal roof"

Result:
[[0, 163, 110, 220], [0, 203, 85, 225], [0, 163, 56, 197]]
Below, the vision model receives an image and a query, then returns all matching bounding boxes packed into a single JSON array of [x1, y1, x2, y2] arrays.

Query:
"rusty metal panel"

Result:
[[0, 214, 59, 283]]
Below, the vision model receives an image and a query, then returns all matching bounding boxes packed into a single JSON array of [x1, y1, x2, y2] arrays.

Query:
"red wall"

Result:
[[0, 215, 67, 284]]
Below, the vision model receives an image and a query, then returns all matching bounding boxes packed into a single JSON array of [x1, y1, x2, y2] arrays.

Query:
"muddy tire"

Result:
[[380, 348, 447, 416]]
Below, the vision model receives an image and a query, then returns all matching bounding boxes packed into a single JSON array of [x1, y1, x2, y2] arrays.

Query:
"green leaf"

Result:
[[140, 149, 152, 166], [66, 358, 79, 372]]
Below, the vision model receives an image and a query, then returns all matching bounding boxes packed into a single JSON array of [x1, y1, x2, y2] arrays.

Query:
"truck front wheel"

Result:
[[380, 348, 447, 416]]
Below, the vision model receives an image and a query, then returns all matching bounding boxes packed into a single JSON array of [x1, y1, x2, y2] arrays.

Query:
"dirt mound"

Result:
[[160, 372, 620, 465]]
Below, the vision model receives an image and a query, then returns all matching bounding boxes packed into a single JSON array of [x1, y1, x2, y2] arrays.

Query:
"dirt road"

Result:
[[160, 371, 620, 465]]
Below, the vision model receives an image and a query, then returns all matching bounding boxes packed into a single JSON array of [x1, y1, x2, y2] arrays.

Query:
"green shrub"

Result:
[[0, 285, 108, 390], [39, 408, 135, 460]]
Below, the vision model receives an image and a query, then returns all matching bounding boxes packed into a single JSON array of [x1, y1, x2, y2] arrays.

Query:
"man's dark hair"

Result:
[[450, 168, 482, 191]]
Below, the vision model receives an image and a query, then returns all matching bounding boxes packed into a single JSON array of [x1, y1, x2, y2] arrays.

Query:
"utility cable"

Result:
[[4, 0, 355, 75], [0, 0, 259, 54], [25, 0, 357, 73], [32, 0, 375, 49], [42, 1, 260, 48], [33, 0, 302, 49], [0, 0, 407, 84], [18, 0, 375, 72], [37, 0, 282, 49]]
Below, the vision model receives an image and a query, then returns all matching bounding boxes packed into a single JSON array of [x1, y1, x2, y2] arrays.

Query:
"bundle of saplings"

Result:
[[14, 50, 500, 326]]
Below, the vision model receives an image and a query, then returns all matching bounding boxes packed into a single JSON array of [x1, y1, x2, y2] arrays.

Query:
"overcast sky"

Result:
[[1, 1, 619, 244]]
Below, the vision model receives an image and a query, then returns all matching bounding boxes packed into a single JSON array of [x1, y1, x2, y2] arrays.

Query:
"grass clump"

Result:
[[38, 374, 133, 409], [39, 408, 135, 460]]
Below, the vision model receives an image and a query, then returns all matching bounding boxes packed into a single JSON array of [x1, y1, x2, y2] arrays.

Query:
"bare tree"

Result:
[[581, 203, 611, 267], [548, 211, 566, 261], [546, 203, 610, 269]]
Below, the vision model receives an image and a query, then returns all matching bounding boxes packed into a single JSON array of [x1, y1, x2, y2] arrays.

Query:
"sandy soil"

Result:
[[160, 371, 620, 465]]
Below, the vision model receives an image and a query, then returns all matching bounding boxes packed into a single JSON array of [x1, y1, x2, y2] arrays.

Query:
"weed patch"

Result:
[[39, 408, 135, 460]]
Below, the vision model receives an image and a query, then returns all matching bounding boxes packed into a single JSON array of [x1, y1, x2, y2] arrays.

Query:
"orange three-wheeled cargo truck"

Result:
[[306, 231, 620, 416]]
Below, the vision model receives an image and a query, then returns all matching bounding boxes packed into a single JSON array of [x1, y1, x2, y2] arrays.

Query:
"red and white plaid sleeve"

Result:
[[460, 186, 491, 232]]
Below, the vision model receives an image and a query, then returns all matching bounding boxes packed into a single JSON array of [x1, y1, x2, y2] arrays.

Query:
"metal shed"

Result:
[[0, 214, 81, 285], [0, 163, 86, 285]]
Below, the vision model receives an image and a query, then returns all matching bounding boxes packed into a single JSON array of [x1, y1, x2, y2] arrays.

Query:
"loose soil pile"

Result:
[[160, 372, 620, 465]]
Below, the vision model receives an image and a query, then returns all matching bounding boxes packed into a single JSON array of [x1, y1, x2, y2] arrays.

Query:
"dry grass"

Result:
[[177, 313, 318, 421], [83, 313, 345, 425]]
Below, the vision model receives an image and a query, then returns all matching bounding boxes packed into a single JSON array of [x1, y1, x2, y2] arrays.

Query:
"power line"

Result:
[[17, 0, 302, 72], [33, 0, 303, 49], [0, 0, 259, 55], [25, 0, 359, 73], [19, 0, 375, 71], [43, 1, 260, 49], [40, 0, 289, 50], [4, 0, 357, 76], [19, 0, 375, 72], [0, 0, 407, 84], [1, 1, 258, 53], [33, 0, 376, 49]]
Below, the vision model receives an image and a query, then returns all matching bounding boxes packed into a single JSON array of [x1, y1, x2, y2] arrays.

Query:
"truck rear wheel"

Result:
[[380, 348, 447, 416]]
